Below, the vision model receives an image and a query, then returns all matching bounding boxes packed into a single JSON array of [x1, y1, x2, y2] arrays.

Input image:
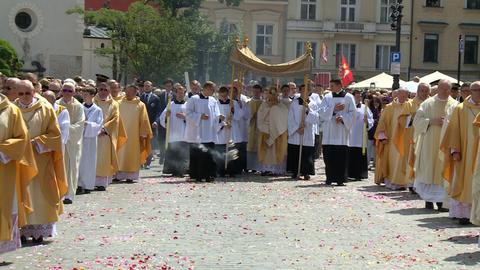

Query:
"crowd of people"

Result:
[[1, 70, 480, 258]]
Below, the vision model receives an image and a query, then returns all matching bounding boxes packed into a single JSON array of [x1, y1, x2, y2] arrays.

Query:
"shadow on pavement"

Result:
[[295, 183, 336, 188], [442, 235, 479, 245], [444, 251, 480, 266], [416, 216, 474, 229], [387, 208, 440, 216]]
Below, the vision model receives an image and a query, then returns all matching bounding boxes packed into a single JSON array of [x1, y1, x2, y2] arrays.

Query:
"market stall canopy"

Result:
[[420, 71, 462, 85], [230, 44, 312, 76], [349, 72, 406, 89]]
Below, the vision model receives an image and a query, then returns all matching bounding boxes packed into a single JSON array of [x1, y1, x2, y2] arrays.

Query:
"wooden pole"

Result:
[[225, 65, 236, 170]]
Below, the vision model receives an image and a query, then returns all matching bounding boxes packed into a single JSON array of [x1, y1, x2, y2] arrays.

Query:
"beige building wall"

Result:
[[285, 0, 411, 82], [410, 0, 480, 81], [82, 37, 113, 81], [201, 0, 288, 65]]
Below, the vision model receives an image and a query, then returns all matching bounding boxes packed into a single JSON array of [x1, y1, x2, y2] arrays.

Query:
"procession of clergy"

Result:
[[1, 70, 480, 256]]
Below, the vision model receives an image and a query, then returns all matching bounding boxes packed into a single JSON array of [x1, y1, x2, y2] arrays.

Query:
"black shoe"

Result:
[[409, 187, 417, 194], [398, 187, 407, 191], [96, 186, 106, 191], [206, 177, 215, 182], [425, 202, 434, 210], [75, 187, 84, 195], [63, 198, 73, 205], [304, 175, 311, 180], [336, 183, 346, 186], [261, 171, 268, 176], [20, 235, 27, 244], [459, 218, 471, 225], [144, 165, 151, 170], [325, 181, 332, 185], [112, 178, 120, 183], [436, 202, 448, 212], [84, 189, 91, 194], [32, 236, 43, 244], [194, 178, 202, 182], [126, 179, 134, 183]]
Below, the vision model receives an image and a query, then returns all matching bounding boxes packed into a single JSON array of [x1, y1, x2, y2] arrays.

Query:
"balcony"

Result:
[[287, 20, 324, 31]]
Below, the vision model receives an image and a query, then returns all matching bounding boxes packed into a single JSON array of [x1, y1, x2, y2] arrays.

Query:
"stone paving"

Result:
[[2, 159, 480, 269]]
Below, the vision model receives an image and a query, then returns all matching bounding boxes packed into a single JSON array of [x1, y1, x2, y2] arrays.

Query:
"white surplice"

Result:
[[287, 98, 319, 147], [216, 100, 245, 144], [159, 101, 187, 142], [185, 94, 220, 143], [318, 91, 356, 146], [348, 103, 374, 148], [78, 104, 103, 190]]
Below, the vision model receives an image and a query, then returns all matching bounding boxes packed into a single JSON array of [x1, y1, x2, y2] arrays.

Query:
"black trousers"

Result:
[[215, 144, 242, 177], [314, 134, 322, 160], [163, 141, 189, 176], [237, 142, 247, 171], [189, 142, 216, 180], [287, 144, 315, 176], [322, 145, 348, 184], [157, 127, 166, 164], [347, 147, 368, 180]]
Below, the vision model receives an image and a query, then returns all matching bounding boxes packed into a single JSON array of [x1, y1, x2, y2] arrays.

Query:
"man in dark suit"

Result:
[[153, 78, 175, 165], [140, 80, 161, 169]]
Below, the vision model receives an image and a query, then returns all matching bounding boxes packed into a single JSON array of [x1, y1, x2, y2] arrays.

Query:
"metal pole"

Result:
[[457, 35, 462, 84], [392, 11, 402, 90]]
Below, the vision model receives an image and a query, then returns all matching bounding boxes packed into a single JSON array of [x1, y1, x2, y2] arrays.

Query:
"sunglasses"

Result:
[[62, 89, 74, 93], [18, 92, 32, 96]]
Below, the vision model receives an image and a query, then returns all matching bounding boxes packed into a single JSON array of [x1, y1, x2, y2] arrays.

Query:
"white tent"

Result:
[[401, 81, 419, 93], [349, 72, 406, 89], [419, 71, 462, 85]]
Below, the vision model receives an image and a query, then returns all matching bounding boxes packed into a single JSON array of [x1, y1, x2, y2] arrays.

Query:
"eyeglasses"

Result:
[[62, 89, 74, 93], [18, 92, 32, 96], [3, 86, 12, 91], [98, 88, 108, 91]]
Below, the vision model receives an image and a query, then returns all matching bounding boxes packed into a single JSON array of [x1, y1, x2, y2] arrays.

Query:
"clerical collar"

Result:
[[289, 96, 294, 100], [219, 99, 230, 104], [199, 93, 208, 99], [84, 103, 93, 108], [18, 98, 38, 109], [297, 97, 309, 105], [356, 103, 361, 108], [332, 90, 346, 97], [174, 99, 185, 104]]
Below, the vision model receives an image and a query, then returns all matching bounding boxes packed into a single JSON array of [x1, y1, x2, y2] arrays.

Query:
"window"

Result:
[[336, 43, 356, 68], [256, 24, 273, 56], [296, 41, 317, 66], [340, 0, 356, 22], [376, 45, 395, 70], [464, 35, 478, 64], [466, 0, 480, 9], [380, 0, 394, 23], [426, 0, 441, 7], [423, 33, 439, 62], [301, 0, 316, 20], [15, 11, 32, 31]]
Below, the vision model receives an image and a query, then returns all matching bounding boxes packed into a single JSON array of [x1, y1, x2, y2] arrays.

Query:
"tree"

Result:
[[146, 0, 241, 16], [0, 39, 22, 77]]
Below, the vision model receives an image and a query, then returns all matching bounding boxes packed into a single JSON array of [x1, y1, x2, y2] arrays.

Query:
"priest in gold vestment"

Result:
[[257, 86, 288, 175], [94, 83, 127, 190], [470, 111, 480, 233], [413, 80, 458, 212], [441, 81, 480, 225], [115, 85, 152, 182], [245, 84, 263, 172], [14, 80, 67, 244], [374, 88, 411, 189], [0, 93, 37, 254]]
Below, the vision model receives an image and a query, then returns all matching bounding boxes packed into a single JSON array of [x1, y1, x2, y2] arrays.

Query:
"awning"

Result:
[[419, 71, 462, 85], [349, 72, 406, 89]]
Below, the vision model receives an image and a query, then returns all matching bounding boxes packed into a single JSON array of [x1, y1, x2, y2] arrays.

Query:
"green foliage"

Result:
[[148, 0, 241, 15], [0, 39, 22, 77], [68, 0, 242, 84]]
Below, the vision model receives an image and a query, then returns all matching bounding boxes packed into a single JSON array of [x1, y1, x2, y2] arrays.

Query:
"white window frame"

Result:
[[339, 0, 359, 22], [375, 44, 395, 70], [378, 0, 394, 23], [300, 0, 317, 20], [254, 22, 275, 56], [335, 42, 357, 69], [296, 41, 318, 67]]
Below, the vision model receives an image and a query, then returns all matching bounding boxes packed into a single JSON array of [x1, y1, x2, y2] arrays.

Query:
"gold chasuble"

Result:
[[94, 97, 127, 177], [257, 102, 288, 165], [247, 99, 263, 153], [117, 97, 153, 173], [441, 97, 480, 204], [0, 95, 37, 241], [374, 101, 409, 185], [471, 113, 480, 225], [15, 99, 67, 226]]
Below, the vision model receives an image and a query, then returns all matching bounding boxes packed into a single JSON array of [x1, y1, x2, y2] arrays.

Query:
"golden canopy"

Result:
[[229, 40, 313, 77]]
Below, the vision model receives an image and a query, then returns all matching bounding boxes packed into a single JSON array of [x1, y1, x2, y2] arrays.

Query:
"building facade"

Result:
[[410, 0, 480, 82]]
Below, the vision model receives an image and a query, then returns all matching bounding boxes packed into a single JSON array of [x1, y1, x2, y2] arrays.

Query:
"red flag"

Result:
[[338, 54, 354, 87]]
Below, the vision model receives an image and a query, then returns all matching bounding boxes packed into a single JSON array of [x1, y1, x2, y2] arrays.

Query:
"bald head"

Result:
[[396, 88, 409, 103], [470, 81, 480, 103], [17, 80, 35, 104], [416, 83, 431, 101], [42, 90, 56, 105], [3, 78, 21, 101], [437, 80, 452, 100]]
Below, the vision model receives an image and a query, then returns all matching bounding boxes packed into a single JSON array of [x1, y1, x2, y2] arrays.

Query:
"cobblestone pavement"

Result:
[[2, 158, 480, 269]]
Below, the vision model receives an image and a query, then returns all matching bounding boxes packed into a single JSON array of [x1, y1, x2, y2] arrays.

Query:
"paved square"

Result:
[[2, 159, 479, 269]]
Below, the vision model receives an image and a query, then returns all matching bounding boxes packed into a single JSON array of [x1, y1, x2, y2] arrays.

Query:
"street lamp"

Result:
[[390, 0, 403, 90]]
